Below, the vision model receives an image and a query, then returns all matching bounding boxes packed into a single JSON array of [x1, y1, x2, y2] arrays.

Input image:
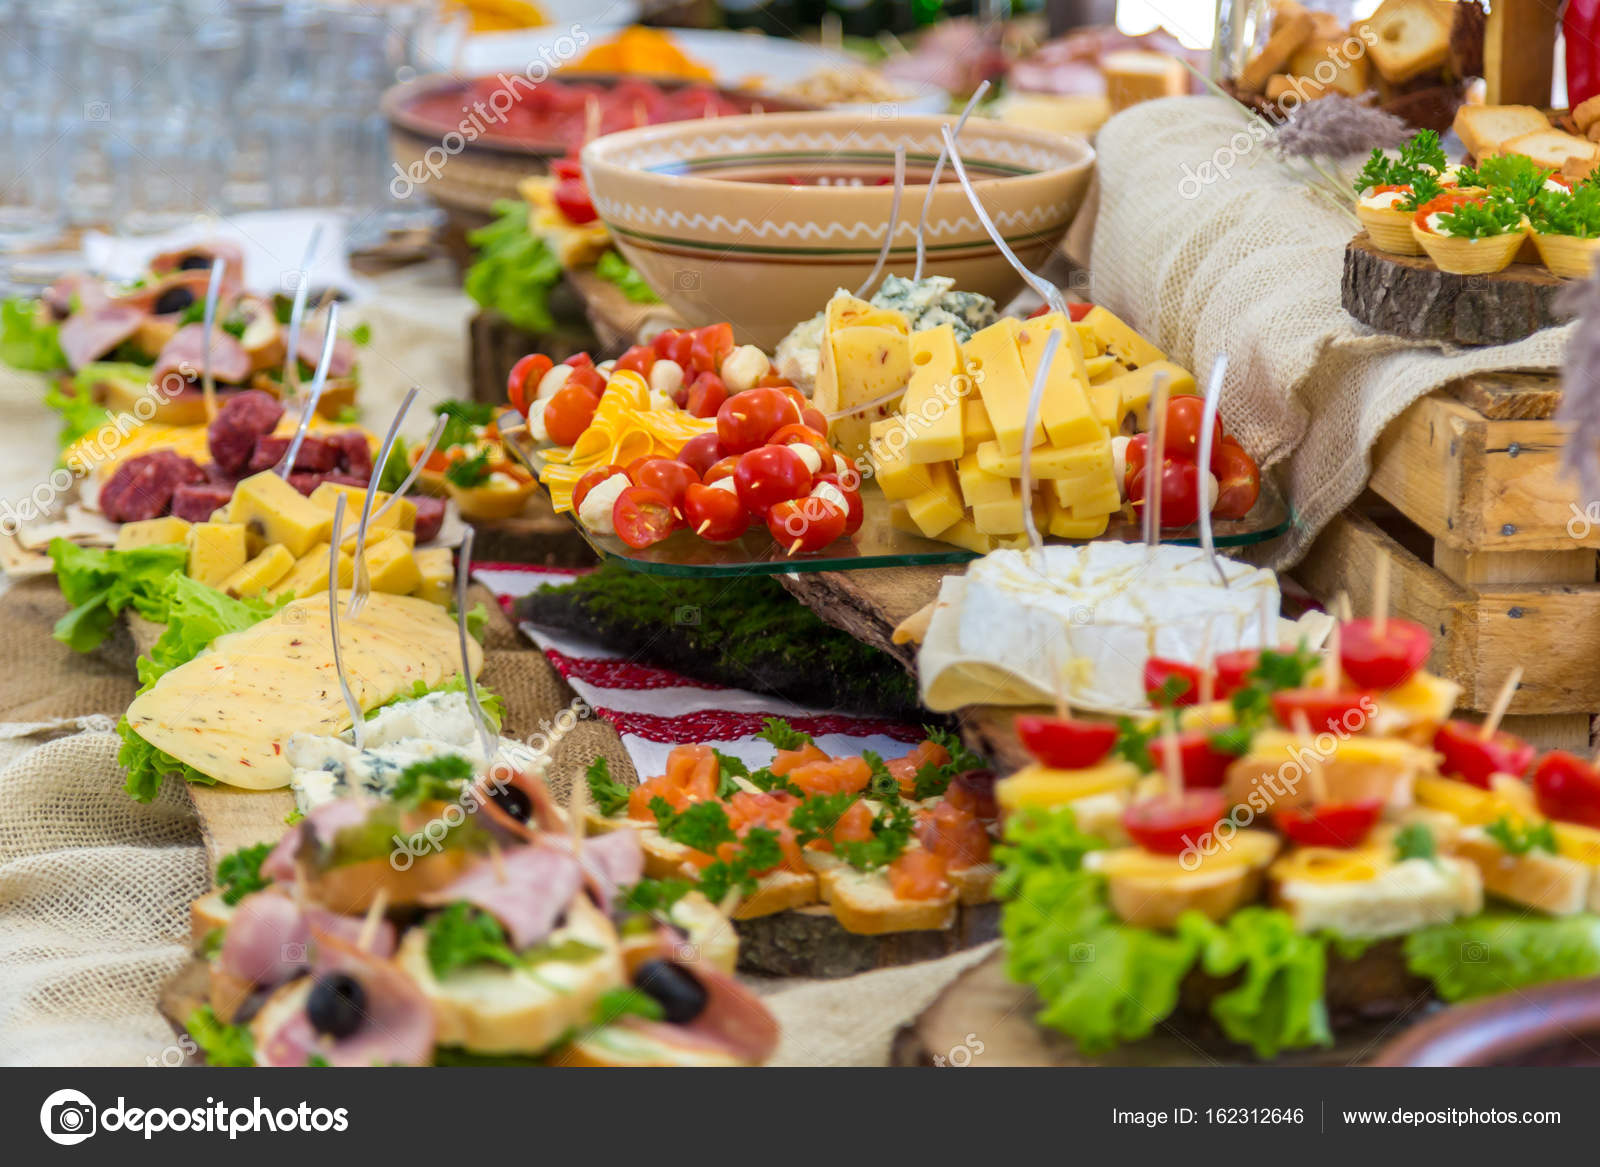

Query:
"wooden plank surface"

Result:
[[1484, 0, 1558, 107], [1449, 371, 1563, 420], [775, 564, 949, 673]]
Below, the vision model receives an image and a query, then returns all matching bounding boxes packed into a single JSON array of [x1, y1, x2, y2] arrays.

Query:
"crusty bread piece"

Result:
[[1567, 151, 1600, 183], [1287, 38, 1372, 97], [1453, 104, 1553, 159], [395, 897, 626, 1056], [730, 869, 821, 919], [556, 1024, 746, 1067], [190, 891, 233, 951], [1267, 74, 1329, 102], [1454, 830, 1592, 916], [1102, 50, 1187, 112], [1575, 94, 1600, 134], [1359, 0, 1452, 82], [1270, 853, 1482, 938], [949, 861, 997, 906], [1088, 831, 1279, 929], [1498, 129, 1600, 171], [1240, 4, 1316, 92], [616, 889, 739, 977], [822, 865, 958, 935], [1310, 8, 1346, 37]]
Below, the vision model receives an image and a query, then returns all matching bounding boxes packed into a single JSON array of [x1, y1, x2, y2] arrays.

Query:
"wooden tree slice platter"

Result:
[[736, 903, 998, 979], [1342, 233, 1572, 346], [890, 951, 1400, 1067]]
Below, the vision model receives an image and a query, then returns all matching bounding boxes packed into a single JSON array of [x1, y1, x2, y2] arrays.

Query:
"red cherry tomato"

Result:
[[1144, 656, 1203, 707], [611, 485, 676, 549], [682, 482, 749, 542], [769, 422, 832, 466], [811, 472, 863, 535], [801, 406, 830, 435], [675, 431, 722, 479], [703, 455, 740, 485], [717, 387, 803, 455], [1015, 714, 1117, 769], [563, 352, 593, 369], [615, 344, 655, 376], [572, 463, 625, 514], [1123, 432, 1148, 496], [1128, 457, 1202, 528], [543, 382, 600, 447], [553, 177, 598, 224], [1148, 731, 1234, 789], [1339, 618, 1431, 690], [756, 371, 794, 389], [1122, 790, 1228, 855], [1162, 396, 1221, 461], [565, 363, 607, 396], [1270, 689, 1374, 736], [1432, 721, 1536, 790], [1067, 302, 1092, 321], [1211, 442, 1261, 520], [733, 444, 812, 515], [1531, 751, 1600, 828], [626, 457, 699, 512], [651, 329, 683, 359], [687, 322, 734, 374], [1213, 649, 1260, 699], [684, 371, 729, 419], [550, 157, 582, 182], [1272, 799, 1383, 849], [767, 497, 847, 555], [507, 353, 552, 418]]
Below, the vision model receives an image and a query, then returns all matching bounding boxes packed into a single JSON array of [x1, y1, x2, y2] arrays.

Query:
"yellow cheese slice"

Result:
[[997, 760, 1141, 812], [901, 462, 965, 537], [185, 522, 248, 589], [956, 450, 1013, 507], [1081, 306, 1167, 369], [975, 437, 1112, 481], [412, 547, 453, 606], [887, 505, 1022, 554], [901, 324, 966, 465], [116, 516, 191, 550], [311, 482, 417, 533], [230, 471, 334, 558], [221, 545, 296, 599], [964, 318, 1042, 457], [867, 419, 935, 501], [1014, 313, 1101, 449], [1101, 360, 1197, 430], [961, 394, 996, 451]]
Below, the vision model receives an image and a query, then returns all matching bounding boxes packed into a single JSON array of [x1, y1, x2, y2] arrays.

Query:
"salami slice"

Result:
[[412, 495, 446, 544], [100, 450, 206, 522], [207, 390, 285, 474], [170, 482, 236, 522], [249, 433, 339, 474]]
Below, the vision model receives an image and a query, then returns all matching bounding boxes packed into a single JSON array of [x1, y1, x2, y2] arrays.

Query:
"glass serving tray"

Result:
[[502, 426, 1294, 578]]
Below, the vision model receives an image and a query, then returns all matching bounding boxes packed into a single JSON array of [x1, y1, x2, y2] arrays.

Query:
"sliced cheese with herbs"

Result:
[[812, 294, 911, 462], [125, 591, 478, 790]]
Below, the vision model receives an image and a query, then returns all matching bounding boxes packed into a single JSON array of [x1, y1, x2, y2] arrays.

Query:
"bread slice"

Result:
[[556, 1023, 746, 1067], [1287, 38, 1372, 97], [190, 891, 234, 951], [395, 897, 627, 1056], [1088, 831, 1280, 929], [1270, 852, 1483, 938], [1102, 50, 1187, 112], [616, 890, 740, 977], [1453, 104, 1552, 159], [1240, 3, 1316, 92], [1498, 129, 1600, 171], [1454, 829, 1592, 916], [949, 862, 997, 906], [1267, 74, 1329, 102], [822, 865, 958, 934], [1576, 94, 1600, 134], [1358, 0, 1452, 82]]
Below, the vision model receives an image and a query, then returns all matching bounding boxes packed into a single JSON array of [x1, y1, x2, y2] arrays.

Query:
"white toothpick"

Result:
[[1372, 553, 1390, 637], [282, 223, 324, 407], [277, 301, 340, 479], [914, 82, 990, 282], [1196, 352, 1228, 586], [1480, 666, 1522, 740], [1290, 711, 1328, 803], [1324, 610, 1342, 696], [200, 257, 226, 423], [853, 144, 905, 299], [1160, 717, 1183, 799], [357, 887, 389, 952]]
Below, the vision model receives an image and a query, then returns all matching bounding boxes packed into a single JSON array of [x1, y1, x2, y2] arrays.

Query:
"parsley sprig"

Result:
[[216, 842, 272, 906], [444, 449, 493, 488], [1484, 816, 1557, 856], [1432, 193, 1525, 239], [1352, 130, 1447, 198], [756, 717, 813, 751], [585, 756, 631, 816], [1455, 154, 1551, 204]]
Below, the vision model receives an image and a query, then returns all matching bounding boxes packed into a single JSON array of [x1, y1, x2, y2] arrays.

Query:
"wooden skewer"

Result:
[[1324, 615, 1342, 697], [1372, 553, 1390, 637], [356, 887, 390, 952], [1480, 666, 1523, 740], [1160, 717, 1183, 799], [717, 885, 743, 920], [488, 837, 508, 884], [568, 768, 588, 852], [1144, 374, 1171, 549], [1197, 620, 1214, 706], [1290, 712, 1328, 804]]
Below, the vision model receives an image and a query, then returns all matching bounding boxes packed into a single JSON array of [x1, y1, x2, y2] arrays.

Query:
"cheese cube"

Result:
[[1073, 320, 1104, 357], [220, 544, 296, 599], [868, 420, 934, 501], [813, 295, 911, 462], [1088, 357, 1125, 385], [1014, 313, 1101, 449], [888, 505, 1023, 554], [1104, 361, 1198, 429], [1081, 306, 1167, 369], [900, 462, 964, 537], [970, 484, 1027, 535], [901, 325, 967, 464], [1068, 480, 1123, 519], [975, 438, 1113, 482], [185, 522, 248, 589], [115, 516, 191, 550], [961, 395, 996, 451], [1086, 380, 1122, 432], [412, 547, 454, 606], [364, 536, 423, 595], [956, 450, 1014, 507], [1045, 492, 1111, 539], [269, 541, 353, 601], [230, 471, 334, 558], [311, 482, 416, 532], [964, 318, 1043, 456]]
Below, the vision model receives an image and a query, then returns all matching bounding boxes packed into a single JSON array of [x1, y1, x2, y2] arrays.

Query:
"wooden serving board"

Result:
[[1341, 233, 1571, 345], [890, 952, 1398, 1067]]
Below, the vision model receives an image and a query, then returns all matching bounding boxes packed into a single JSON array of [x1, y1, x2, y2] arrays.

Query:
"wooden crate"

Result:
[[1297, 372, 1597, 751]]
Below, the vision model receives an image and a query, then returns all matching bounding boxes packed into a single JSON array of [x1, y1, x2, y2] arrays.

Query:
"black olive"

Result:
[[306, 972, 366, 1040], [153, 286, 195, 315], [176, 254, 211, 270], [490, 783, 533, 823], [633, 959, 707, 1025]]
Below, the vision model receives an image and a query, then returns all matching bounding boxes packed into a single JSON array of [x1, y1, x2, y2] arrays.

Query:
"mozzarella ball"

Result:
[[596, 359, 616, 376], [787, 442, 823, 475], [810, 481, 849, 512], [709, 476, 737, 494], [720, 344, 770, 392], [649, 358, 685, 398], [536, 363, 572, 401], [1204, 471, 1220, 512], [1110, 435, 1131, 498], [577, 472, 631, 535]]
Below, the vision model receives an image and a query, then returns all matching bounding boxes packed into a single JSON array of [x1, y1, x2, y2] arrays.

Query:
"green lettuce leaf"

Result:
[[595, 250, 660, 303], [185, 1005, 254, 1067], [136, 574, 283, 689], [463, 200, 561, 333], [44, 382, 113, 454], [49, 538, 190, 652], [1179, 907, 1331, 1058], [1405, 912, 1600, 1002], [0, 297, 66, 371], [119, 716, 218, 802]]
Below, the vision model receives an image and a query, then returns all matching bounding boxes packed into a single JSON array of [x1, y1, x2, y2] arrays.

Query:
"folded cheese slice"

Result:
[[125, 591, 481, 790]]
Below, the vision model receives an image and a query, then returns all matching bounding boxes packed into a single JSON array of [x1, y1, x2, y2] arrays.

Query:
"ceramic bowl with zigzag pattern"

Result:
[[581, 112, 1095, 347]]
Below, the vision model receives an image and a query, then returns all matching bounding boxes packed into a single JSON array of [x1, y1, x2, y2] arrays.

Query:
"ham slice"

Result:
[[544, 829, 643, 914], [261, 797, 377, 883], [153, 322, 252, 384], [295, 324, 356, 378], [58, 305, 145, 369], [43, 272, 109, 319], [256, 932, 435, 1067], [619, 965, 780, 1065], [149, 238, 245, 279], [113, 270, 218, 316], [420, 844, 582, 949], [218, 888, 395, 990]]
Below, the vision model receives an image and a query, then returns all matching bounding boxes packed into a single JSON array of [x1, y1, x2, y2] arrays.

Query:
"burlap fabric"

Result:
[[0, 579, 982, 1065], [1086, 97, 1571, 567]]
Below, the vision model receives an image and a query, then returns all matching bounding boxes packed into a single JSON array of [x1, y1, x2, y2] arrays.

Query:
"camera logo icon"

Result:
[[673, 270, 700, 290], [40, 1088, 97, 1145]]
